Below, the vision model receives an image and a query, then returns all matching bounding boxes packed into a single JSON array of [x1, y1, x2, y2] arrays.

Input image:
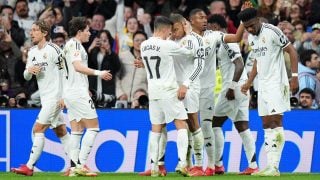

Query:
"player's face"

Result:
[[30, 24, 46, 45], [79, 25, 91, 43], [171, 22, 185, 40], [190, 11, 207, 32], [243, 18, 261, 36], [164, 25, 173, 39]]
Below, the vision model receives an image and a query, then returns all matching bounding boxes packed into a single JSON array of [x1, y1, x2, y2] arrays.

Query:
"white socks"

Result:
[[69, 131, 83, 167], [192, 128, 204, 167], [78, 128, 99, 166], [158, 127, 167, 165], [177, 129, 188, 168], [59, 133, 70, 156], [264, 127, 285, 169], [213, 127, 224, 166], [27, 133, 45, 169], [239, 129, 257, 169], [149, 132, 161, 171], [186, 130, 193, 167], [201, 120, 215, 168]]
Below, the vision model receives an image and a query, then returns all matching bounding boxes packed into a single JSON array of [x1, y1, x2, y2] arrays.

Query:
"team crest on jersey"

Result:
[[262, 37, 266, 43], [43, 53, 47, 59], [74, 51, 80, 57], [250, 41, 254, 46]]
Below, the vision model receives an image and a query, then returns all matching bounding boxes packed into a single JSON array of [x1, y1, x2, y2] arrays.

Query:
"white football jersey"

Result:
[[248, 23, 290, 89], [26, 42, 64, 102], [63, 38, 89, 99], [140, 37, 194, 100], [217, 42, 247, 89], [201, 30, 225, 88], [174, 32, 205, 89]]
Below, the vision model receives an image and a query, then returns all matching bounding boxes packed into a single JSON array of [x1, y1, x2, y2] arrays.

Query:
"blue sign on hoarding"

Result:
[[0, 109, 319, 172]]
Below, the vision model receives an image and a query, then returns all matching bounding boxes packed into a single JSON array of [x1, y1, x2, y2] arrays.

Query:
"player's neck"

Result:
[[153, 32, 166, 40], [74, 36, 82, 43], [192, 28, 203, 36], [37, 39, 47, 49]]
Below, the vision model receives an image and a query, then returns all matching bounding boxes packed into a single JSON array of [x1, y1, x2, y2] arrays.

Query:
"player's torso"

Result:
[[140, 37, 178, 99], [29, 43, 62, 101]]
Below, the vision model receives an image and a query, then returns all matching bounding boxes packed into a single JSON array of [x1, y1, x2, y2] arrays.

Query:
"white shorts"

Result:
[[214, 87, 249, 122], [36, 101, 65, 128], [64, 96, 98, 122], [258, 84, 290, 116], [183, 88, 200, 113], [199, 87, 215, 120], [149, 97, 188, 124]]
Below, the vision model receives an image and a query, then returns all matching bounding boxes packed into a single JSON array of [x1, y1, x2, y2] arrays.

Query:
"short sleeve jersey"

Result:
[[63, 38, 89, 98], [26, 42, 64, 102], [248, 23, 290, 89], [217, 42, 247, 88], [201, 30, 225, 88], [174, 32, 204, 89], [140, 37, 193, 100]]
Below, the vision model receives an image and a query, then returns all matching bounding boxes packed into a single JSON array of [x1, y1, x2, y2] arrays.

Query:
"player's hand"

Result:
[[183, 19, 192, 35], [241, 0, 253, 11], [58, 99, 65, 109], [177, 85, 188, 100], [134, 58, 144, 68], [241, 82, 250, 95], [290, 76, 299, 95], [100, 70, 112, 80], [226, 89, 235, 100], [28, 65, 41, 75]]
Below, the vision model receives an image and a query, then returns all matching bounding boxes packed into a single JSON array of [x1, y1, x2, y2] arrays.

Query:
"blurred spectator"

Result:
[[298, 49, 320, 104], [51, 32, 66, 48], [309, 0, 320, 25], [299, 23, 320, 54], [298, 88, 318, 109], [0, 30, 22, 89], [14, 90, 29, 108], [116, 31, 147, 103], [13, 0, 35, 40], [226, 0, 242, 27], [143, 0, 180, 17], [292, 20, 310, 43], [119, 16, 139, 53], [83, 12, 105, 50], [0, 5, 26, 47], [257, 0, 281, 25], [88, 30, 121, 108], [209, 0, 237, 33], [131, 88, 148, 109]]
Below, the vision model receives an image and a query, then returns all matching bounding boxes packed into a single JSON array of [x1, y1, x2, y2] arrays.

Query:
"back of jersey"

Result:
[[141, 37, 188, 100], [63, 38, 90, 99]]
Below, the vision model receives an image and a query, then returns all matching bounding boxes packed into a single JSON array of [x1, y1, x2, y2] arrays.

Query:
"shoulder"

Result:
[[47, 42, 62, 54], [262, 23, 283, 36]]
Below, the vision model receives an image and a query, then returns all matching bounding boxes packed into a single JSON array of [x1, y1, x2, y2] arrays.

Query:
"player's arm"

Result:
[[226, 57, 244, 100], [223, 23, 245, 43], [284, 43, 299, 94], [241, 59, 257, 95], [23, 50, 40, 80]]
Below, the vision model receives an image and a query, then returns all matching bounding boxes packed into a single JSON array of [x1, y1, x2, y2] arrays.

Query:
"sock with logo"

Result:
[[239, 129, 258, 169], [27, 133, 45, 169], [213, 127, 224, 166], [78, 128, 99, 166], [201, 119, 215, 168], [192, 128, 204, 167]]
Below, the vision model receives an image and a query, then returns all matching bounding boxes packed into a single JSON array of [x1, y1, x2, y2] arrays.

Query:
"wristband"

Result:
[[183, 80, 190, 88], [94, 70, 102, 76], [292, 73, 298, 77], [229, 81, 238, 90]]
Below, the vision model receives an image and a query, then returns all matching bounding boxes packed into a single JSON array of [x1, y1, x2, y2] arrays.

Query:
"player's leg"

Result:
[[212, 116, 228, 175], [173, 119, 189, 176], [234, 121, 258, 175], [11, 123, 50, 176], [199, 87, 215, 175]]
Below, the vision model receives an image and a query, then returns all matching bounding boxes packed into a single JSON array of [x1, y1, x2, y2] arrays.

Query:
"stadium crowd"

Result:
[[0, 0, 319, 109]]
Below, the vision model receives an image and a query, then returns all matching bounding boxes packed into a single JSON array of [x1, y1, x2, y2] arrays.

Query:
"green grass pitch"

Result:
[[1, 172, 320, 180]]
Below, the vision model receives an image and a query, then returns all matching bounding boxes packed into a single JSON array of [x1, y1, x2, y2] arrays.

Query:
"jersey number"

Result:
[[143, 56, 161, 79]]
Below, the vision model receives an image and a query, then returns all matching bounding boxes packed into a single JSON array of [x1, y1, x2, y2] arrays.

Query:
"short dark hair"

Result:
[[154, 16, 173, 31], [15, 0, 28, 7], [299, 88, 315, 99], [97, 30, 114, 46], [33, 20, 51, 41], [208, 14, 227, 28], [189, 8, 204, 19], [237, 8, 257, 22], [300, 49, 317, 66], [0, 5, 14, 14], [133, 31, 147, 41], [68, 17, 89, 37], [170, 13, 185, 24]]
